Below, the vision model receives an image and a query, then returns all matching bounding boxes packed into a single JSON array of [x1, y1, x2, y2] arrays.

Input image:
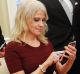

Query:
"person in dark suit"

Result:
[[39, 0, 78, 74], [0, 27, 5, 46], [0, 26, 5, 58], [72, 0, 80, 73], [39, 0, 76, 51]]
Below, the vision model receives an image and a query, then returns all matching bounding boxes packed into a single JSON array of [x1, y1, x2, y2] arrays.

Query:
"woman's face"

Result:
[[27, 10, 46, 36]]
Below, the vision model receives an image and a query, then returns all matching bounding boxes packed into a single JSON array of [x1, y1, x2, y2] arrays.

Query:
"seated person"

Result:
[[5, 0, 76, 74]]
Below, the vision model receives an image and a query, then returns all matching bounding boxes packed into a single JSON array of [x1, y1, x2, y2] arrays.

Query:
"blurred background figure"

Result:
[[0, 26, 5, 58], [0, 27, 5, 47]]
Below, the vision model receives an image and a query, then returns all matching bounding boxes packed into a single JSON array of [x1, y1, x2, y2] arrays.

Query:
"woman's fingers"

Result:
[[64, 46, 76, 61]]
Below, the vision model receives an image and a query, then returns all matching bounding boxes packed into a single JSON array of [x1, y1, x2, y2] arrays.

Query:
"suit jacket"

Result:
[[73, 0, 80, 46], [0, 27, 5, 47], [39, 0, 76, 51], [72, 1, 80, 73]]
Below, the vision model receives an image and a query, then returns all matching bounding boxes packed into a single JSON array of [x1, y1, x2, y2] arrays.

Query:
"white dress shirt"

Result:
[[64, 0, 73, 13]]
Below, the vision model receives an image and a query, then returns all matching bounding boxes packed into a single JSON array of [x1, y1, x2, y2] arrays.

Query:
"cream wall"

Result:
[[7, 0, 17, 31], [0, 0, 10, 37], [0, 0, 17, 38]]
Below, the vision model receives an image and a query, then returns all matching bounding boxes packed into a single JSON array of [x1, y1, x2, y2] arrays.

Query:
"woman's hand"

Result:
[[64, 44, 76, 62], [55, 45, 77, 74], [31, 52, 60, 74], [44, 52, 60, 67]]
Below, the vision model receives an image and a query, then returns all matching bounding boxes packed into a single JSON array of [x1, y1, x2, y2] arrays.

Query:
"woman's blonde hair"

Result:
[[11, 0, 49, 44]]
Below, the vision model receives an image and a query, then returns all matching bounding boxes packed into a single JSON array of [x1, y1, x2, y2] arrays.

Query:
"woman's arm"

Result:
[[12, 52, 60, 74], [13, 70, 25, 74], [31, 52, 60, 74]]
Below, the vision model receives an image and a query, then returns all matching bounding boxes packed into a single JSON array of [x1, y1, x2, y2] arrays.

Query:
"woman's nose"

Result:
[[39, 21, 44, 27]]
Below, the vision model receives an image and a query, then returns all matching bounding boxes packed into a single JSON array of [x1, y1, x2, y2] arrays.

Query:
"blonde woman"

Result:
[[5, 0, 76, 74]]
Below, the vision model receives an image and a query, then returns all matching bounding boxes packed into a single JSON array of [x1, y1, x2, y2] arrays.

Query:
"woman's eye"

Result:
[[33, 18, 46, 23], [42, 19, 46, 23], [34, 18, 40, 22]]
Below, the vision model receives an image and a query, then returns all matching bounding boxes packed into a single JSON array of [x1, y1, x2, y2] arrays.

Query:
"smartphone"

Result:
[[69, 41, 76, 46], [64, 41, 76, 57]]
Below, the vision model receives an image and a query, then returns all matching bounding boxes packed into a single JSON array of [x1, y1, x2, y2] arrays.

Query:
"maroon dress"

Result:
[[5, 40, 55, 74]]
